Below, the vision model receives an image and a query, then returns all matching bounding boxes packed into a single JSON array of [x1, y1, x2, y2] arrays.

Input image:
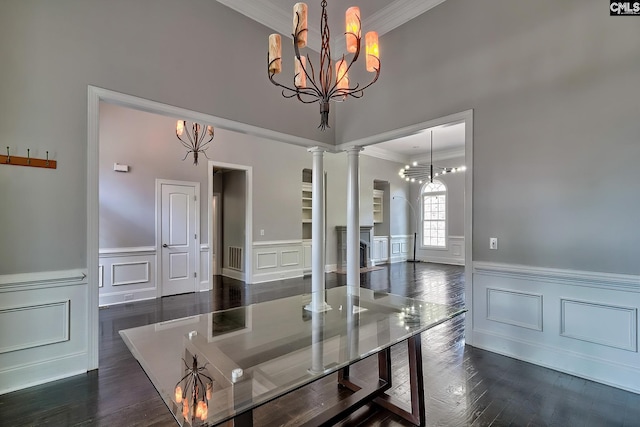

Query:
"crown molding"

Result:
[[218, 0, 448, 58], [216, 0, 322, 52], [361, 145, 408, 164], [367, 0, 448, 37], [413, 147, 465, 163]]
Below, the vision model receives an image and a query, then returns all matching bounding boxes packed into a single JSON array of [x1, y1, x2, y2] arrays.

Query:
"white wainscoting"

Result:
[[200, 244, 210, 292], [389, 235, 411, 263], [252, 240, 305, 284], [0, 270, 88, 395], [99, 247, 156, 306], [472, 262, 640, 393], [416, 235, 465, 265]]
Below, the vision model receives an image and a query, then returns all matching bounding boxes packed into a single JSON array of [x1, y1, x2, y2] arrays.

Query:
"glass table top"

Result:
[[120, 287, 466, 426]]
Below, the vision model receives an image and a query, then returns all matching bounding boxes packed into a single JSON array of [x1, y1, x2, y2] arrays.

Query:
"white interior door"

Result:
[[160, 182, 197, 296]]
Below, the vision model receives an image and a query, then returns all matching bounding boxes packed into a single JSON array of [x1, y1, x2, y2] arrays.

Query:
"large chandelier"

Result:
[[399, 131, 466, 184], [267, 1, 381, 130]]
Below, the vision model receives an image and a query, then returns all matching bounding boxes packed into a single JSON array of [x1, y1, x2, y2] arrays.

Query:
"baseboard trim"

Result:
[[472, 329, 640, 395], [252, 269, 304, 284], [420, 256, 464, 266], [0, 351, 87, 395], [98, 287, 157, 307]]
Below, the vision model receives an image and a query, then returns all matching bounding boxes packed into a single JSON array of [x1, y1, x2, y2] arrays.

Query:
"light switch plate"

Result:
[[490, 238, 498, 250]]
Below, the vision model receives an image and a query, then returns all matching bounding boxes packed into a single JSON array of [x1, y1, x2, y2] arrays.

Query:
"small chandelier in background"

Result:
[[399, 131, 466, 184], [267, 1, 381, 130], [176, 120, 214, 165]]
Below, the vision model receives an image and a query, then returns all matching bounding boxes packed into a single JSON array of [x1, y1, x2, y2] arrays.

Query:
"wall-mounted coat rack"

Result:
[[0, 147, 57, 169]]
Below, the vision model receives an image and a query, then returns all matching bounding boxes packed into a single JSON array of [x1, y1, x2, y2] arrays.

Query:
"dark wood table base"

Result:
[[231, 334, 425, 427]]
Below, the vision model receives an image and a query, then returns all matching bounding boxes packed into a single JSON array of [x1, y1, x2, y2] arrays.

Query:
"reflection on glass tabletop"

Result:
[[120, 286, 465, 426]]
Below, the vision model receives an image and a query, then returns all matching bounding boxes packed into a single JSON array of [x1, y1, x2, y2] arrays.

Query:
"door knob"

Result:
[[162, 244, 169, 248]]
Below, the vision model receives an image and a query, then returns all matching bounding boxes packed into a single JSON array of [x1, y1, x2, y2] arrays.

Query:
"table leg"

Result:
[[373, 334, 425, 426]]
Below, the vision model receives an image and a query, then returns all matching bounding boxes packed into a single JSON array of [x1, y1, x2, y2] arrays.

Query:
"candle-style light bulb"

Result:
[[365, 31, 379, 72], [345, 7, 361, 53], [268, 34, 282, 74], [176, 120, 184, 137], [293, 3, 308, 48], [175, 386, 183, 403], [336, 59, 349, 90]]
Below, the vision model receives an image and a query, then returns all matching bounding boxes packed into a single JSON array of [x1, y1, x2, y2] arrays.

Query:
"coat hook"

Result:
[[5, 147, 9, 164], [27, 149, 31, 165], [46, 151, 50, 167]]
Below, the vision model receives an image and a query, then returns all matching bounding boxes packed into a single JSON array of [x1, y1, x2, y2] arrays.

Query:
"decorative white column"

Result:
[[306, 147, 330, 312], [346, 146, 363, 295]]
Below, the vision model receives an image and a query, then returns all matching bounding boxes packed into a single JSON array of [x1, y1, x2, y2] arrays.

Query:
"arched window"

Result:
[[421, 180, 447, 248]]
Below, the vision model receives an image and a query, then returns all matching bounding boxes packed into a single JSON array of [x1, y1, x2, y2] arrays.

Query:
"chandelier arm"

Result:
[[181, 151, 192, 162], [281, 90, 320, 103], [293, 43, 324, 97], [177, 139, 195, 150], [183, 126, 196, 147], [268, 60, 323, 101], [176, 134, 190, 147], [319, 1, 332, 95], [342, 63, 380, 98], [197, 140, 214, 153], [304, 53, 319, 88]]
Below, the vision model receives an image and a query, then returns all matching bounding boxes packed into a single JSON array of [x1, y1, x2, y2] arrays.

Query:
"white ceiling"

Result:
[[216, 0, 462, 162], [368, 122, 465, 162]]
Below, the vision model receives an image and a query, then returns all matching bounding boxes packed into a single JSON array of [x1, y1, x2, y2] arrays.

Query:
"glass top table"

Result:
[[120, 287, 465, 426]]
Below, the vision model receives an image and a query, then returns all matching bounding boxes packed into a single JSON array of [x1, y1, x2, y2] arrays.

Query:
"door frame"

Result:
[[211, 192, 222, 276], [155, 179, 200, 297], [208, 161, 253, 283]]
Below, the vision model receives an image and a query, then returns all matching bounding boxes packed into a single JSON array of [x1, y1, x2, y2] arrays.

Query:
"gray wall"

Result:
[[0, 0, 334, 275], [336, 0, 640, 275], [99, 103, 210, 248]]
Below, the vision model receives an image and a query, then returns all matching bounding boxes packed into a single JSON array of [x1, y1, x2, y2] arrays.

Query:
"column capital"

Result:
[[307, 146, 327, 153], [344, 145, 364, 154]]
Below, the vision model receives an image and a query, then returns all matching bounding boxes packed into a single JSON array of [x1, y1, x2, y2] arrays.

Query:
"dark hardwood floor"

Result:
[[1, 262, 639, 426]]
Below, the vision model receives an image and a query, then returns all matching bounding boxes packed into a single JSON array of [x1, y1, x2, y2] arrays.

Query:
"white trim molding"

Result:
[[472, 262, 640, 394], [473, 262, 640, 292], [0, 270, 87, 293]]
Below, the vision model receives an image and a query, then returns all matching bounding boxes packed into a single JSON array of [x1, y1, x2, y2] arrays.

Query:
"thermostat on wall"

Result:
[[114, 163, 129, 172]]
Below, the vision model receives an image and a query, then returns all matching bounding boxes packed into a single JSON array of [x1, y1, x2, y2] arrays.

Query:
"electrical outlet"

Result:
[[489, 238, 498, 250], [260, 229, 265, 236]]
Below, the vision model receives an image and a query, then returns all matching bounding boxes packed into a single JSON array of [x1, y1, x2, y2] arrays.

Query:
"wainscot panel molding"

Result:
[[252, 240, 304, 284], [417, 235, 464, 265], [0, 272, 88, 395], [99, 247, 157, 306], [389, 235, 411, 264], [200, 245, 210, 292], [472, 262, 640, 394]]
